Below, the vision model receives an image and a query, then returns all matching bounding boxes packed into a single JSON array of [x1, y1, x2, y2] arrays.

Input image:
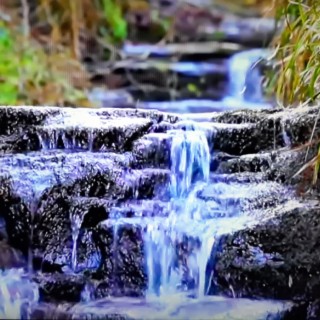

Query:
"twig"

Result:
[[20, 0, 30, 37]]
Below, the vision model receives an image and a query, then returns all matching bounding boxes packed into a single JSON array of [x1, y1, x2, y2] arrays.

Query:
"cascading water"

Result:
[[144, 124, 213, 298], [170, 130, 210, 198], [223, 49, 271, 105]]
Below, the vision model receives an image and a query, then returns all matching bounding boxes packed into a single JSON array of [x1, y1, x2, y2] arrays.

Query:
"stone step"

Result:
[[213, 147, 316, 188], [131, 115, 300, 165], [132, 121, 256, 168], [34, 117, 153, 153], [0, 106, 179, 131], [0, 149, 170, 201], [2, 105, 319, 158], [0, 150, 133, 202], [0, 150, 171, 263], [132, 132, 171, 169], [210, 105, 320, 152], [199, 181, 293, 213], [213, 152, 272, 174], [0, 106, 180, 154]]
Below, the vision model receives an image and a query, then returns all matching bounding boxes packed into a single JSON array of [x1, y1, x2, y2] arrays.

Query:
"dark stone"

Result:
[[211, 106, 320, 155], [30, 303, 73, 320], [0, 177, 31, 256], [0, 240, 26, 269], [35, 273, 87, 302], [33, 195, 108, 269], [211, 205, 320, 302], [132, 133, 171, 169], [214, 152, 272, 173], [0, 106, 57, 135], [307, 299, 320, 320], [94, 222, 147, 298]]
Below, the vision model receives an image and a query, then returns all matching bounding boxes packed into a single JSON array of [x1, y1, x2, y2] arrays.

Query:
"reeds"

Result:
[[265, 0, 320, 106]]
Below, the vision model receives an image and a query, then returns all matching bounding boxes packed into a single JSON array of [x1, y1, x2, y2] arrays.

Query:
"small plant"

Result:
[[0, 20, 91, 106]]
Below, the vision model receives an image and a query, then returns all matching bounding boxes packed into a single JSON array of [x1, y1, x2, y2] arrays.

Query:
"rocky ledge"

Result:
[[0, 105, 320, 319]]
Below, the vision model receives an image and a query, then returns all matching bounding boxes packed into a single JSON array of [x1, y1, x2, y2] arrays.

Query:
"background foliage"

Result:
[[0, 0, 314, 108], [265, 0, 320, 106], [0, 0, 130, 106]]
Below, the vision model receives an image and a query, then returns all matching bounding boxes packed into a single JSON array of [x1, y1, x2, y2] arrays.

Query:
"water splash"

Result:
[[145, 224, 157, 296], [38, 129, 59, 150]]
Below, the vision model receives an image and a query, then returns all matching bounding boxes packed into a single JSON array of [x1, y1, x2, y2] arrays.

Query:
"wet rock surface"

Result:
[[1, 105, 320, 319], [211, 202, 320, 302], [211, 106, 320, 155]]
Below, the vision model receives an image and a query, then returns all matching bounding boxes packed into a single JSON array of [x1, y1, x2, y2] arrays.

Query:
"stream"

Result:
[[0, 11, 316, 320]]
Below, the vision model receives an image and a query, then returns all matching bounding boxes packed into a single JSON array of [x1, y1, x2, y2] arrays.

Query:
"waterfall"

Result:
[[223, 49, 271, 104], [170, 130, 210, 198], [144, 124, 212, 298]]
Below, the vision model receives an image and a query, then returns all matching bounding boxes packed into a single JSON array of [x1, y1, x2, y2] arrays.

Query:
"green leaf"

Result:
[[102, 0, 127, 41]]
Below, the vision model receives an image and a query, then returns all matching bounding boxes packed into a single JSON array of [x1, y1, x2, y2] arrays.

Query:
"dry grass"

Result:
[[265, 0, 320, 106]]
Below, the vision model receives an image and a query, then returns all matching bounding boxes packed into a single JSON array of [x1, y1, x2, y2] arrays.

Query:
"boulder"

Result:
[[210, 202, 320, 304]]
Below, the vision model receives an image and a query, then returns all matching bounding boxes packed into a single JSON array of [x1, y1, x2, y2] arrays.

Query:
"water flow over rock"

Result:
[[144, 122, 213, 298]]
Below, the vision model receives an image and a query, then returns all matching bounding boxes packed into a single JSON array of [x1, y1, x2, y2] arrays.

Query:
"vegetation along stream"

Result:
[[0, 0, 320, 319]]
